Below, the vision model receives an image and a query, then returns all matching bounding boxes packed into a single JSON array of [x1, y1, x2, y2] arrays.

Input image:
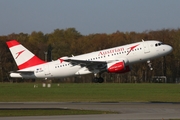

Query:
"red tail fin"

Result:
[[6, 40, 46, 70]]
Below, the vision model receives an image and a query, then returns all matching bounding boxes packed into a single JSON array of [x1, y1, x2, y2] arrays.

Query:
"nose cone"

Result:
[[163, 45, 173, 55], [166, 45, 173, 54]]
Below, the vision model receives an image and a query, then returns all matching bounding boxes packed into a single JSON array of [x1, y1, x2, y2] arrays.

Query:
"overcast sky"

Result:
[[0, 0, 179, 35]]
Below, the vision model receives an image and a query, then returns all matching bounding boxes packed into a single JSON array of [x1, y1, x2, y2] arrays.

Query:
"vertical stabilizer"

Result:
[[6, 40, 46, 70]]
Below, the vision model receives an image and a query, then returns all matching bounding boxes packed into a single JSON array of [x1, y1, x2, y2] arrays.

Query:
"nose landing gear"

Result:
[[147, 60, 153, 70]]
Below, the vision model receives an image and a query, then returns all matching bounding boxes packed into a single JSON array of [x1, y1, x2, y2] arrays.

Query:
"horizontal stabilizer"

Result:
[[10, 71, 34, 74]]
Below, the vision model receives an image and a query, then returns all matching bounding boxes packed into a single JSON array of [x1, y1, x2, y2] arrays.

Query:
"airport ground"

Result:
[[0, 83, 180, 102], [0, 102, 180, 120], [0, 83, 180, 119]]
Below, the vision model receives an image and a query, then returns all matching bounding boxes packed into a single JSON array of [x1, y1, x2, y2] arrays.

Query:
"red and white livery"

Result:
[[6, 39, 172, 83]]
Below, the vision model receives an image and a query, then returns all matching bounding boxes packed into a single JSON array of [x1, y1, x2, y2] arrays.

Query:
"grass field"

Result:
[[0, 83, 180, 102]]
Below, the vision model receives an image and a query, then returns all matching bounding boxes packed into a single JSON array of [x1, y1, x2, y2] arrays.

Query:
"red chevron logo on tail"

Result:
[[16, 50, 25, 59]]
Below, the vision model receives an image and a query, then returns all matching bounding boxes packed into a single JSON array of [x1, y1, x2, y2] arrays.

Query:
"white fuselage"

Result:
[[10, 40, 172, 78]]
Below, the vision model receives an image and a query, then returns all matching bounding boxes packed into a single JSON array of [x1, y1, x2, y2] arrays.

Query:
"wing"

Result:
[[64, 59, 107, 70]]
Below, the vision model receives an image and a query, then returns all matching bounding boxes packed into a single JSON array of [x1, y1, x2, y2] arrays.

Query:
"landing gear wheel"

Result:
[[92, 77, 99, 83], [92, 72, 104, 83], [147, 60, 153, 70], [98, 77, 104, 83], [92, 77, 104, 83]]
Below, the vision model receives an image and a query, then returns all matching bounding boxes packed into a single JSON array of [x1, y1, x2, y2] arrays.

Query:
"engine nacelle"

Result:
[[107, 61, 130, 73]]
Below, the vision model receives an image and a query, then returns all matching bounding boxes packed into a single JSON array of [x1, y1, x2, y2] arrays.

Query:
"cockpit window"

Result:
[[155, 42, 163, 47]]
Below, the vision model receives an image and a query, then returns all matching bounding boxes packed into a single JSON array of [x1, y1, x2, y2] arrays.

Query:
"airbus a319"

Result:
[[6, 39, 172, 83]]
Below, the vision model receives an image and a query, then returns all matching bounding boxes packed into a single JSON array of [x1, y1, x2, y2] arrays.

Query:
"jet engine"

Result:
[[107, 61, 130, 73]]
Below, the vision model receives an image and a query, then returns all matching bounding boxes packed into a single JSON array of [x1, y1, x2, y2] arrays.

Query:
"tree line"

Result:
[[0, 28, 179, 83]]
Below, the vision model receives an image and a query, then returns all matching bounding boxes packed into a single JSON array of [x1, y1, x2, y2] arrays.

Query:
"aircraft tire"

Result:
[[98, 77, 104, 83], [92, 77, 104, 83], [92, 78, 99, 83]]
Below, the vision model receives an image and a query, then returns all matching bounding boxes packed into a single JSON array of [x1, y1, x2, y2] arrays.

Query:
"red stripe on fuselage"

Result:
[[18, 56, 46, 70], [6, 40, 20, 48]]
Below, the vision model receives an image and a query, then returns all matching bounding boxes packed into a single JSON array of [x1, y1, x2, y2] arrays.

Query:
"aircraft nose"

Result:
[[165, 45, 173, 54]]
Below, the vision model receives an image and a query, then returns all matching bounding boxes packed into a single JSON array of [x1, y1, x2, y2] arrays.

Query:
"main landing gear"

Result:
[[147, 60, 153, 70], [92, 73, 104, 83], [93, 77, 104, 83]]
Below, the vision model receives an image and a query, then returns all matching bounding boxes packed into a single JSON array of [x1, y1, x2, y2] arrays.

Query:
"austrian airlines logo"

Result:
[[59, 58, 64, 63], [16, 50, 25, 59], [127, 44, 139, 55]]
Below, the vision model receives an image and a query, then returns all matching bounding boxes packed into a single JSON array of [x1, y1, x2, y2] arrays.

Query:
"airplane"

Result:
[[6, 39, 172, 83]]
